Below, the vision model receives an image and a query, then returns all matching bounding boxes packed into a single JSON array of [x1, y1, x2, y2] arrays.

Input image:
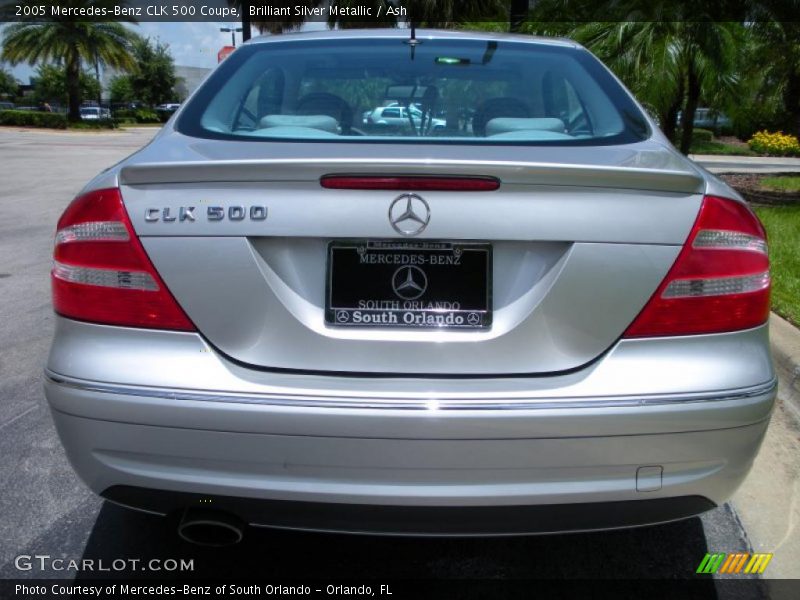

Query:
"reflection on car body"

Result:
[[365, 103, 446, 131]]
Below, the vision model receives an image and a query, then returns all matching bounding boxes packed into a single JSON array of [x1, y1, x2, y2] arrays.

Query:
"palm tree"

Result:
[[729, 21, 800, 138], [746, 18, 800, 136], [509, 0, 529, 32], [517, 1, 744, 153], [2, 0, 137, 121], [550, 15, 740, 153]]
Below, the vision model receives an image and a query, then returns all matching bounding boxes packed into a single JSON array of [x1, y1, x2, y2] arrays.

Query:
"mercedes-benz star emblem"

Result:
[[392, 265, 428, 300], [388, 193, 430, 236]]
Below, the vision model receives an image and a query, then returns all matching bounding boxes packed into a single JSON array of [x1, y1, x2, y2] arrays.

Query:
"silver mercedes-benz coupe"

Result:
[[45, 30, 776, 542]]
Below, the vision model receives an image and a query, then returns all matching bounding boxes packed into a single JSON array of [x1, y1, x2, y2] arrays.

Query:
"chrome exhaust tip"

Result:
[[178, 508, 245, 546]]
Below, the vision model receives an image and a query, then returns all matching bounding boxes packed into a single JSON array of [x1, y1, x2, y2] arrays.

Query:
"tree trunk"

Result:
[[783, 69, 800, 137], [241, 0, 251, 41], [679, 64, 700, 155], [663, 103, 681, 144], [510, 0, 528, 32], [662, 76, 685, 144], [95, 56, 102, 111], [66, 53, 82, 122]]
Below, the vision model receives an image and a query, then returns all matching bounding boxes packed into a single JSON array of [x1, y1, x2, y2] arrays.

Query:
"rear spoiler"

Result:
[[120, 158, 705, 194]]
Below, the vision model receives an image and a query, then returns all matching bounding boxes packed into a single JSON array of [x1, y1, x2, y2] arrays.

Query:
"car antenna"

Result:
[[408, 27, 419, 60], [405, 1, 420, 61]]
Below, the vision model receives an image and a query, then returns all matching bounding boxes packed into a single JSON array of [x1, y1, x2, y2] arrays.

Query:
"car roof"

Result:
[[245, 28, 580, 49]]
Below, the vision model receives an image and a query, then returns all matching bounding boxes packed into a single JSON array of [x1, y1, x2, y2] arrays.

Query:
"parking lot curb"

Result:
[[770, 313, 800, 419]]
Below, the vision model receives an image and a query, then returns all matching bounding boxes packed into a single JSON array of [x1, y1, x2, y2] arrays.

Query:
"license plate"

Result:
[[326, 241, 492, 329]]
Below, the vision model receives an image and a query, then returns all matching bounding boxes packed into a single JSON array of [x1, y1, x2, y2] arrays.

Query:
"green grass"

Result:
[[761, 176, 800, 192], [754, 205, 800, 326], [689, 140, 755, 156]]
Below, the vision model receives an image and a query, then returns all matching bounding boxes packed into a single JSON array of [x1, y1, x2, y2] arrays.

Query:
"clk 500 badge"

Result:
[[145, 206, 268, 222]]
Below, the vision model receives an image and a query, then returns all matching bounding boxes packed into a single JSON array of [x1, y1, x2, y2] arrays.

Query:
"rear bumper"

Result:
[[45, 377, 775, 535], [47, 401, 771, 534], [44, 317, 777, 534], [102, 485, 716, 536]]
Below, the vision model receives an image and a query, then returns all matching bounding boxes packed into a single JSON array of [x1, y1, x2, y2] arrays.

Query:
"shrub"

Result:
[[717, 123, 735, 137], [134, 108, 160, 123], [748, 130, 800, 156], [692, 128, 714, 143], [0, 109, 67, 129], [113, 108, 159, 123], [69, 119, 118, 130], [113, 108, 135, 120]]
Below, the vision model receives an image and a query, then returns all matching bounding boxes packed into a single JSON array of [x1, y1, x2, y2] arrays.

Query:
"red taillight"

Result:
[[624, 195, 770, 337], [52, 188, 195, 331], [320, 175, 500, 191]]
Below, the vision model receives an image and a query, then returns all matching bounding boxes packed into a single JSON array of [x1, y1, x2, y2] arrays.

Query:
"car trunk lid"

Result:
[[118, 147, 705, 375]]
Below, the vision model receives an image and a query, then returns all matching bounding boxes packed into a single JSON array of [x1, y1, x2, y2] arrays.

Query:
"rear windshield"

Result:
[[177, 37, 649, 146]]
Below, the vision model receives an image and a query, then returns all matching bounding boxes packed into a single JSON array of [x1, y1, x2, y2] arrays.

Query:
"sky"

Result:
[[3, 20, 327, 85]]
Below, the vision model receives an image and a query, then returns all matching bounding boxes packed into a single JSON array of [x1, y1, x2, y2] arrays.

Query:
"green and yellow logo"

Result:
[[696, 552, 773, 575]]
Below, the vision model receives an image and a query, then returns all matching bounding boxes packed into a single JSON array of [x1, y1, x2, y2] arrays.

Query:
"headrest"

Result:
[[486, 118, 566, 136], [486, 130, 573, 141], [259, 114, 339, 133]]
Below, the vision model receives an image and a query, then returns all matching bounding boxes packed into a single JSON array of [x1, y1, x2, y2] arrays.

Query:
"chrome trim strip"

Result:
[[45, 370, 777, 411]]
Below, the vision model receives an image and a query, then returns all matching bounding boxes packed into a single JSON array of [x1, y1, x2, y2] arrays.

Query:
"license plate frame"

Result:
[[325, 240, 492, 330]]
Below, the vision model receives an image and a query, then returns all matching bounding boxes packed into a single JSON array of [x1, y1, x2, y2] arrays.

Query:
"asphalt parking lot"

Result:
[[0, 127, 785, 595]]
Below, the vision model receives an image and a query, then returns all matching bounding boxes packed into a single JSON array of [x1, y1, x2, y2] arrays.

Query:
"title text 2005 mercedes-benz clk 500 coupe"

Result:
[[45, 30, 776, 544]]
